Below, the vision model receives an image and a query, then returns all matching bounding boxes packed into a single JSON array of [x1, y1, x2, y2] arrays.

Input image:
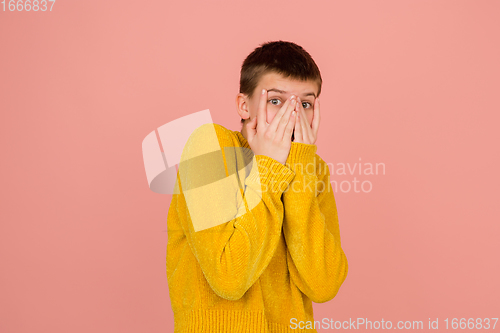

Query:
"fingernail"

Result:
[[262, 89, 266, 94]]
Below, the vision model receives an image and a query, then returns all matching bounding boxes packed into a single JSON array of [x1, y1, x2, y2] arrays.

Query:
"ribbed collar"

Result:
[[233, 130, 251, 150]]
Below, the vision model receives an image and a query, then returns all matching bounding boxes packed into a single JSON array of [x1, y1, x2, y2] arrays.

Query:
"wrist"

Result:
[[285, 142, 317, 166], [245, 155, 295, 195]]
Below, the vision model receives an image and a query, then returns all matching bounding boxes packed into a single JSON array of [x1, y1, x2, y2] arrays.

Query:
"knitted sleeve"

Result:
[[282, 142, 349, 303], [173, 123, 296, 301]]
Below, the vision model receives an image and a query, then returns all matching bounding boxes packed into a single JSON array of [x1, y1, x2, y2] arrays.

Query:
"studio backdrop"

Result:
[[1, 1, 499, 332]]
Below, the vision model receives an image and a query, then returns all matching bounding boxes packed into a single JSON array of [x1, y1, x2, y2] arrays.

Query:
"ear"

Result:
[[236, 93, 251, 120]]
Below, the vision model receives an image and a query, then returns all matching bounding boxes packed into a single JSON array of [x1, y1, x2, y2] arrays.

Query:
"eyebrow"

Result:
[[266, 88, 316, 98]]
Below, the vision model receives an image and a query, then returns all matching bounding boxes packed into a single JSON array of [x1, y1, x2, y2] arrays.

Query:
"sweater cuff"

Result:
[[285, 142, 317, 167], [245, 155, 296, 195]]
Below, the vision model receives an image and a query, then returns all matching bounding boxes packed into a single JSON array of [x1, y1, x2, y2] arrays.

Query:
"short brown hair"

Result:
[[239, 40, 322, 123]]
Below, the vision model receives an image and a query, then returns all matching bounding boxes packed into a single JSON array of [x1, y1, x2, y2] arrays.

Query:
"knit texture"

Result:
[[166, 123, 348, 333]]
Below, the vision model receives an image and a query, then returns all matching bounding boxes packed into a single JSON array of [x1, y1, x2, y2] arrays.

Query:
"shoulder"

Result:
[[187, 123, 235, 145], [182, 123, 238, 159], [314, 153, 332, 178], [185, 123, 234, 146], [179, 123, 236, 187]]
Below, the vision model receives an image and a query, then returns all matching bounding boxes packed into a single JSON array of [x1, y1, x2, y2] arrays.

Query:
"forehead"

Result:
[[258, 72, 319, 96]]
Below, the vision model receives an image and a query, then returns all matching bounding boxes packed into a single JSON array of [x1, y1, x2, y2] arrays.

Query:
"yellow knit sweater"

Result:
[[166, 123, 348, 333]]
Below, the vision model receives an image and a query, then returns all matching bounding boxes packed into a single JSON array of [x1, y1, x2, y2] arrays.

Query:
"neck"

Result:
[[240, 123, 248, 142]]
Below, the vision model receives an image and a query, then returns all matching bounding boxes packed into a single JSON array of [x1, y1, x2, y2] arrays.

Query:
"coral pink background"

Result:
[[1, 1, 499, 332]]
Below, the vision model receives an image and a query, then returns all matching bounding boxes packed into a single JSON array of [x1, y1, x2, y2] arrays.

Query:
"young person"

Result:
[[166, 40, 348, 333]]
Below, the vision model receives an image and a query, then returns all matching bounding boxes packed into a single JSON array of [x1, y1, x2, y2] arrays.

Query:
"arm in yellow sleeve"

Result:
[[171, 124, 295, 301], [282, 142, 348, 303]]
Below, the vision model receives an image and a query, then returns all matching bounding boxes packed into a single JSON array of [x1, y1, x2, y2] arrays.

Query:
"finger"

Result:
[[245, 116, 258, 141], [283, 110, 296, 141], [297, 97, 311, 129], [294, 110, 303, 143], [276, 100, 296, 141], [267, 96, 294, 134], [298, 104, 312, 143], [311, 97, 321, 136], [296, 98, 310, 137], [256, 89, 268, 130], [247, 115, 258, 130]]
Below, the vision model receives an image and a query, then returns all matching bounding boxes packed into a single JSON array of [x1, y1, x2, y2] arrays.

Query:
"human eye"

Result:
[[301, 101, 312, 109], [268, 98, 282, 106]]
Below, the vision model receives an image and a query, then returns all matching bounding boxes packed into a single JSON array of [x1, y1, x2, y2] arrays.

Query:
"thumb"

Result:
[[250, 116, 258, 128], [246, 116, 257, 140]]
